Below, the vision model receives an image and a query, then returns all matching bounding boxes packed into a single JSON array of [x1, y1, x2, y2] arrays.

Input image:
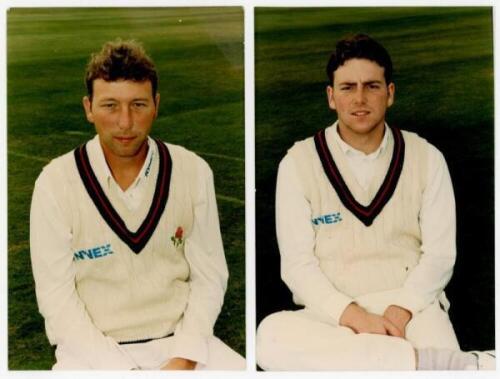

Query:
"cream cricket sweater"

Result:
[[288, 127, 429, 299], [49, 140, 198, 343]]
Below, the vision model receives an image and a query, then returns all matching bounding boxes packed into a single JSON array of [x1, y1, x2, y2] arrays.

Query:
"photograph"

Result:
[[3, 2, 498, 376], [7, 7, 245, 370], [255, 6, 494, 370]]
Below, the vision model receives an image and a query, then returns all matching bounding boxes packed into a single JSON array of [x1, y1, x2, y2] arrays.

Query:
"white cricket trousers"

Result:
[[53, 335, 245, 370], [257, 298, 460, 370]]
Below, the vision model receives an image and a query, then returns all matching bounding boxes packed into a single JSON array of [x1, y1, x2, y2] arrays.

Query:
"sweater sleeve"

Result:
[[386, 144, 456, 315], [276, 155, 354, 324], [30, 165, 137, 369], [170, 158, 228, 366]]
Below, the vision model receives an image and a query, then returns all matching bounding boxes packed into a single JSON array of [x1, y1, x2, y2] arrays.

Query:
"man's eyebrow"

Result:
[[337, 80, 384, 86], [97, 97, 151, 102]]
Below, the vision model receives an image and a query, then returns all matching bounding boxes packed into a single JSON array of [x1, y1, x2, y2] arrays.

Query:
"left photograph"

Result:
[[7, 7, 245, 370]]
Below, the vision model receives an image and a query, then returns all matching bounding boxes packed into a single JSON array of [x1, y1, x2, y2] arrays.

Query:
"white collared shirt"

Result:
[[87, 135, 156, 211], [276, 122, 456, 323], [331, 123, 391, 191]]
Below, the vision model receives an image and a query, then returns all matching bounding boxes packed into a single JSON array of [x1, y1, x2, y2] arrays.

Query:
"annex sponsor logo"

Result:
[[311, 212, 342, 225], [73, 243, 114, 261]]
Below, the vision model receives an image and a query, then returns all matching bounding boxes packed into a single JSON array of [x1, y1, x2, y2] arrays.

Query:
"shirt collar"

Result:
[[331, 120, 391, 160], [86, 135, 156, 190]]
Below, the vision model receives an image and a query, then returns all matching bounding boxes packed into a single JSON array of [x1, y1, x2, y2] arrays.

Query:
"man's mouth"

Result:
[[351, 110, 370, 116], [114, 136, 136, 143]]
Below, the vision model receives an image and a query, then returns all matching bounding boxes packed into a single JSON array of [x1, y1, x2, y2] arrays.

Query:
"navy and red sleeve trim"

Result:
[[74, 139, 172, 254], [314, 127, 405, 226]]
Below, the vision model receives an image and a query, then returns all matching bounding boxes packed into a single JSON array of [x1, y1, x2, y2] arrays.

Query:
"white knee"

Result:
[[256, 311, 293, 370], [201, 336, 246, 370], [52, 344, 90, 370], [406, 301, 460, 350]]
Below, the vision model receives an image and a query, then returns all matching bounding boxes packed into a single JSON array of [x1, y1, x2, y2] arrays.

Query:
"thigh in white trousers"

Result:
[[53, 335, 245, 370]]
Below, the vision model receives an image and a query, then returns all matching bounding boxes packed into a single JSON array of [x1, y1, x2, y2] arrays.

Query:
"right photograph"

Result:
[[255, 7, 494, 370]]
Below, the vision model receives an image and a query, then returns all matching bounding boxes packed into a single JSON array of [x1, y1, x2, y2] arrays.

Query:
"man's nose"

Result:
[[118, 106, 133, 129], [353, 87, 366, 104]]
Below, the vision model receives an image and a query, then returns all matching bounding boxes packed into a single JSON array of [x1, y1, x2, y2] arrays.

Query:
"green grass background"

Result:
[[8, 7, 244, 369], [255, 7, 494, 351]]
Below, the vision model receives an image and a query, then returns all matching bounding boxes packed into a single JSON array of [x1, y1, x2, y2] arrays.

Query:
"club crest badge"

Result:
[[171, 226, 184, 248]]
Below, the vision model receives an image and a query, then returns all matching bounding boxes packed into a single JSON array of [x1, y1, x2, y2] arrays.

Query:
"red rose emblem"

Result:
[[171, 226, 185, 248], [175, 226, 183, 239]]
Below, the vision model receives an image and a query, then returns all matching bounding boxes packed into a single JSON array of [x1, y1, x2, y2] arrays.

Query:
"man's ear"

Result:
[[387, 82, 395, 108], [154, 93, 161, 119], [326, 85, 336, 110], [83, 96, 94, 123]]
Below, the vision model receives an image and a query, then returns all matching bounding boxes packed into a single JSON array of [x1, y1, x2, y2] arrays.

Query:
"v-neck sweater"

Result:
[[64, 141, 194, 343], [287, 127, 429, 300]]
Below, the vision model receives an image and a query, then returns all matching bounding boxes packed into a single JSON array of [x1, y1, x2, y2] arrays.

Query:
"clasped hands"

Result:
[[339, 303, 412, 338]]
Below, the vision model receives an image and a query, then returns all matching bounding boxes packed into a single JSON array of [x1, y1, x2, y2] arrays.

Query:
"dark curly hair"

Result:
[[85, 39, 158, 99], [326, 34, 393, 85]]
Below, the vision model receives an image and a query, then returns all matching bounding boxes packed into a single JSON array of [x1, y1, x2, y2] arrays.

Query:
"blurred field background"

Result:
[[255, 7, 494, 351], [8, 7, 244, 369]]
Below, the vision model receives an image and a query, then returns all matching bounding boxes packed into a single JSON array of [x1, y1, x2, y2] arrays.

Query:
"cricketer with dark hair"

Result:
[[30, 39, 245, 370], [255, 34, 495, 370]]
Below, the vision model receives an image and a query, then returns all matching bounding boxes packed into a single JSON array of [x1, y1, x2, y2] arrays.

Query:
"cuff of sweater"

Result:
[[390, 288, 428, 315], [320, 291, 354, 325], [170, 331, 209, 366]]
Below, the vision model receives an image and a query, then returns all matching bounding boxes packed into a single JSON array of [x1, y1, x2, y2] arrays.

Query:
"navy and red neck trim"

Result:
[[314, 127, 405, 226], [74, 139, 172, 254]]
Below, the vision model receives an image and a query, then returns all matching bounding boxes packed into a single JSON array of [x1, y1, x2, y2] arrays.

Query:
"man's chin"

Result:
[[109, 141, 148, 158], [345, 121, 384, 136], [111, 147, 143, 158]]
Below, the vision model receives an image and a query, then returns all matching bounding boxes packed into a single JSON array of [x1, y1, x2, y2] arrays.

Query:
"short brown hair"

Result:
[[326, 34, 393, 85], [85, 39, 158, 99]]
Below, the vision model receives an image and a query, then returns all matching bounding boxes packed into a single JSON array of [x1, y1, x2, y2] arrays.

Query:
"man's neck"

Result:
[[102, 142, 149, 191], [337, 122, 386, 155]]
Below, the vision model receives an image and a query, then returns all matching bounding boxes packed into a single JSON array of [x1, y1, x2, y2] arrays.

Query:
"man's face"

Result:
[[327, 58, 394, 137], [83, 79, 160, 160]]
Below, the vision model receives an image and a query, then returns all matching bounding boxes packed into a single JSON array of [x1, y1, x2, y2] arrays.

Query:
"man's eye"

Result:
[[133, 103, 147, 108], [102, 103, 115, 108], [369, 84, 381, 89], [340, 86, 352, 91]]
